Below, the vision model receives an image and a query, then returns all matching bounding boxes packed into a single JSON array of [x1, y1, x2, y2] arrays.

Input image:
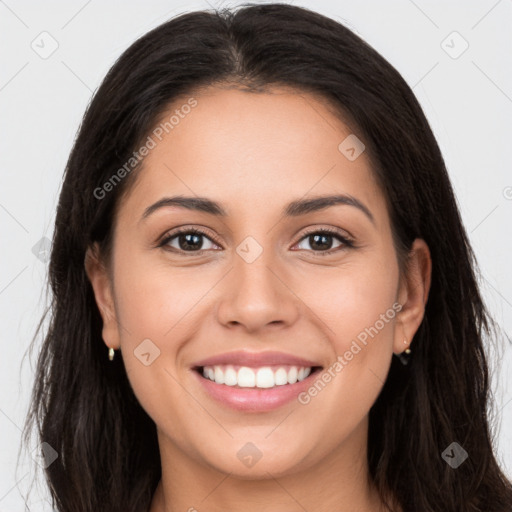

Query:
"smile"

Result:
[[199, 364, 315, 388]]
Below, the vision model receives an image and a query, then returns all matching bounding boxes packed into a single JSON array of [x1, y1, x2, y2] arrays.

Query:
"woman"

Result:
[[22, 3, 512, 511]]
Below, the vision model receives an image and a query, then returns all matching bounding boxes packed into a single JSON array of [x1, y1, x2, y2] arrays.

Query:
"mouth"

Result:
[[190, 350, 324, 412], [193, 364, 324, 389]]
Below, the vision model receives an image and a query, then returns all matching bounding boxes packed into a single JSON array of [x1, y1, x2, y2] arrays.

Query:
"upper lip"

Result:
[[192, 350, 323, 369]]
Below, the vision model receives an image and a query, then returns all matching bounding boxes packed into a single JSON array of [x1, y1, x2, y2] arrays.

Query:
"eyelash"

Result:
[[158, 226, 355, 257]]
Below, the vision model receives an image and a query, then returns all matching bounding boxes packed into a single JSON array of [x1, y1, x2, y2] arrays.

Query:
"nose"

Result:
[[215, 246, 300, 334]]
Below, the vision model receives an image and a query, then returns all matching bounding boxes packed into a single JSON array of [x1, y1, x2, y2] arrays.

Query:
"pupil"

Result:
[[180, 233, 202, 250], [310, 234, 331, 251]]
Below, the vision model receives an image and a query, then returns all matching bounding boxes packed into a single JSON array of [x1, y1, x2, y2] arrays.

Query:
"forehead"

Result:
[[119, 86, 386, 225]]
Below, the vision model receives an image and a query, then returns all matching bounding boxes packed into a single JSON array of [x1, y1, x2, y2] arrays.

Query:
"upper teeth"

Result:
[[202, 365, 312, 388]]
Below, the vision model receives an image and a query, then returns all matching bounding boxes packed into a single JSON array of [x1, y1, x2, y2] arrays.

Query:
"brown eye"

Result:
[[159, 228, 220, 254], [294, 228, 354, 254]]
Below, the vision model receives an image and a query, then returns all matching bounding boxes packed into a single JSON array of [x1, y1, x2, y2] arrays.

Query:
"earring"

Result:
[[397, 337, 412, 365], [108, 347, 115, 361]]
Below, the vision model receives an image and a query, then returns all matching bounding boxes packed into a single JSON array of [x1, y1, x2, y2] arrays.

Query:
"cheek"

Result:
[[295, 252, 399, 415], [113, 250, 214, 343], [302, 253, 399, 351], [109, 252, 201, 411]]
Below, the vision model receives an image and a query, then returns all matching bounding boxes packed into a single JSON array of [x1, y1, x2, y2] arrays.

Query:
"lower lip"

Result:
[[193, 369, 320, 412]]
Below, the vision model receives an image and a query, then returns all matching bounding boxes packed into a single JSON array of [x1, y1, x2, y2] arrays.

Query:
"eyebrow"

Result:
[[141, 194, 375, 225]]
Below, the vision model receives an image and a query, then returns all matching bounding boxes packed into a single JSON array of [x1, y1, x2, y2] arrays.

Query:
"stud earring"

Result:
[[397, 334, 412, 365]]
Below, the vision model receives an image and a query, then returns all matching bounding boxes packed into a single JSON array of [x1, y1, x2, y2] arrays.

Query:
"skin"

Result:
[[85, 86, 431, 512]]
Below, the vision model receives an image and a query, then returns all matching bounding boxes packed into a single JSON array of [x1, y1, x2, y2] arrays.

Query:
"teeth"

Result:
[[274, 367, 288, 385], [201, 365, 313, 388], [224, 366, 237, 386], [256, 367, 275, 388], [238, 367, 256, 387], [214, 366, 225, 384]]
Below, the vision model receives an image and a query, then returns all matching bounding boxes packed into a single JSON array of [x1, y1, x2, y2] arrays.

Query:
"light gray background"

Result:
[[1, 0, 511, 509]]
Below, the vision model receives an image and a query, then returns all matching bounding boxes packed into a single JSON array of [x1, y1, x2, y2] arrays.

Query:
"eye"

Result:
[[158, 226, 354, 256], [293, 227, 354, 255], [159, 227, 221, 254]]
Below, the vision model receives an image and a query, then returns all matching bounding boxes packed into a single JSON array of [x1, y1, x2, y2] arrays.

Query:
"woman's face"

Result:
[[86, 86, 430, 479]]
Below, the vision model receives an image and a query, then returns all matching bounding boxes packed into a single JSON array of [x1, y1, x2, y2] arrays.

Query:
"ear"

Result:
[[84, 242, 121, 351], [393, 238, 432, 355]]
